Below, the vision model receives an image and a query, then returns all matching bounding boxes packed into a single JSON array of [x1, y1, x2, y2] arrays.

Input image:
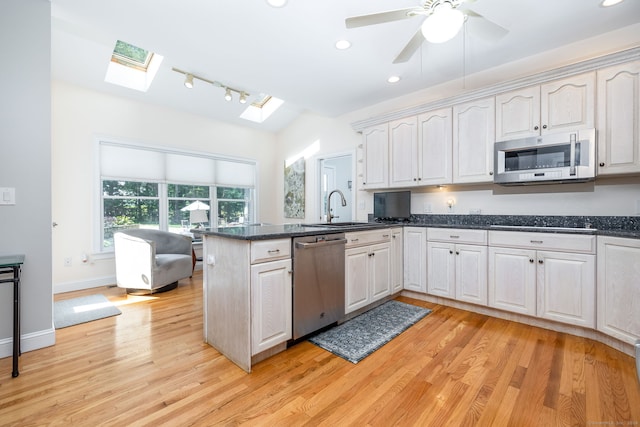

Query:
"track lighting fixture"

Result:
[[172, 68, 250, 105], [184, 74, 194, 89]]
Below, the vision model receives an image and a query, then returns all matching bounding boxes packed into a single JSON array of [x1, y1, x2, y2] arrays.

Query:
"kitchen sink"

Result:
[[303, 222, 376, 228]]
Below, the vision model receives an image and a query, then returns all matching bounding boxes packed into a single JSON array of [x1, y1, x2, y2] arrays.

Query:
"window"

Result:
[[98, 141, 257, 251], [112, 40, 153, 71], [104, 40, 163, 92]]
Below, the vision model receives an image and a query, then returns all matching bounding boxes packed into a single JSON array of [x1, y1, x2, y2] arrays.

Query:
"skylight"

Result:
[[105, 40, 163, 92], [240, 95, 284, 123]]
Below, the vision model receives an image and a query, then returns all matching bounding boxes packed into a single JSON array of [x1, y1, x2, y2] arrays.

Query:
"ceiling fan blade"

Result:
[[346, 8, 416, 29], [464, 10, 509, 42], [393, 27, 425, 64]]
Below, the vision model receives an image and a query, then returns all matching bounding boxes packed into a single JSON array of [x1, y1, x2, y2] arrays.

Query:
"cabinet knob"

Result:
[[529, 259, 534, 263], [538, 259, 544, 264], [489, 171, 494, 175], [449, 250, 453, 254], [542, 124, 548, 129], [413, 178, 417, 181], [534, 126, 539, 130], [456, 251, 460, 255], [599, 162, 605, 167]]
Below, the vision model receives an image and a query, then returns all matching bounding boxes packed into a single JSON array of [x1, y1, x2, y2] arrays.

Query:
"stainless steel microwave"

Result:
[[493, 129, 596, 185]]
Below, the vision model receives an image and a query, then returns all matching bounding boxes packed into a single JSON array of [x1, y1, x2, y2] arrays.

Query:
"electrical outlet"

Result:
[[64, 257, 72, 267], [469, 208, 482, 215], [423, 203, 432, 213]]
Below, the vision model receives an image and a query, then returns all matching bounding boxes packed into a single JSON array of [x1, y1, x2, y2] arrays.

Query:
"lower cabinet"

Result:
[[428, 241, 488, 305], [250, 259, 292, 355], [345, 230, 392, 314], [488, 231, 595, 327], [391, 227, 404, 293], [597, 236, 640, 344], [403, 227, 427, 292]]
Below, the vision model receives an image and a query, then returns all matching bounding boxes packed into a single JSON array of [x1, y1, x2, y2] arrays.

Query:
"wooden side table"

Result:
[[0, 254, 24, 377]]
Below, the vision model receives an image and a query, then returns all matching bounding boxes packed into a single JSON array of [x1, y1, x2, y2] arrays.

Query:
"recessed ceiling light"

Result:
[[266, 0, 287, 7], [335, 40, 351, 50], [601, 0, 624, 6], [387, 76, 401, 84]]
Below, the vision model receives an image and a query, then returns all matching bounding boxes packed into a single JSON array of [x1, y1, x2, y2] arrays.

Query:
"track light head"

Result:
[[239, 92, 247, 104], [184, 74, 194, 89], [224, 88, 232, 101]]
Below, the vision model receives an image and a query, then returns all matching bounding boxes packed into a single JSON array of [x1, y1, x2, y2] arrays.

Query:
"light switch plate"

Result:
[[0, 187, 15, 205]]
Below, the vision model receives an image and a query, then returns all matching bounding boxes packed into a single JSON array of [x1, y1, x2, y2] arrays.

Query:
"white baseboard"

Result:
[[54, 275, 116, 294], [0, 327, 55, 359]]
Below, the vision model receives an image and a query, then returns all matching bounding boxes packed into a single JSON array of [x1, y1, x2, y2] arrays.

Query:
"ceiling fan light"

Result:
[[421, 3, 464, 44], [601, 0, 623, 6]]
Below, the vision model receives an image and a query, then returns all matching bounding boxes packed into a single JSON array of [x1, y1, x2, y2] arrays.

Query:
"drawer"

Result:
[[345, 229, 392, 248], [489, 230, 595, 254], [427, 228, 487, 245], [250, 238, 291, 264]]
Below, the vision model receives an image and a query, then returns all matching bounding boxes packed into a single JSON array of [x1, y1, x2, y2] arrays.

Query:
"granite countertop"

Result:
[[197, 215, 640, 241]]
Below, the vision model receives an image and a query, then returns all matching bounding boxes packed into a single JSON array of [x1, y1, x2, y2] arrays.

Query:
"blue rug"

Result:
[[309, 300, 431, 364], [54, 294, 122, 329]]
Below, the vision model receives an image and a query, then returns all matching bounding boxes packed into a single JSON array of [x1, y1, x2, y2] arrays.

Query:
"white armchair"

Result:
[[114, 229, 193, 294]]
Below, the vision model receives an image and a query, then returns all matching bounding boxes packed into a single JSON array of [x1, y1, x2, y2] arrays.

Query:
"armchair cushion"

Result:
[[114, 229, 193, 294]]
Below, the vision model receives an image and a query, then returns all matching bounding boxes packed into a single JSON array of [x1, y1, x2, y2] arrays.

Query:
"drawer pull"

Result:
[[450, 235, 460, 239], [351, 238, 359, 243], [267, 249, 280, 254], [530, 240, 543, 244], [383, 234, 390, 238]]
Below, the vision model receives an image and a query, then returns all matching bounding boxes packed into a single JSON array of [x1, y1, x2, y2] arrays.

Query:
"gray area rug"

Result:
[[309, 300, 431, 364], [54, 294, 122, 329]]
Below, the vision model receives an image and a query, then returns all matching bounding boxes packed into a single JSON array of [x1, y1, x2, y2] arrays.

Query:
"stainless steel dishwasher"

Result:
[[292, 233, 346, 340]]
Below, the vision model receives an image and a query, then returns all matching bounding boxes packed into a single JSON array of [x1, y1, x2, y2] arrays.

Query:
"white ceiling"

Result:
[[51, 0, 640, 132]]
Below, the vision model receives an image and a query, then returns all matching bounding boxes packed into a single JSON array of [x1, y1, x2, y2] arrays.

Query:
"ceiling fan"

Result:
[[345, 0, 508, 64]]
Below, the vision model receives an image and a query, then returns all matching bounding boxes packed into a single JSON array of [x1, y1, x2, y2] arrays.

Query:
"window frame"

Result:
[[95, 138, 258, 253]]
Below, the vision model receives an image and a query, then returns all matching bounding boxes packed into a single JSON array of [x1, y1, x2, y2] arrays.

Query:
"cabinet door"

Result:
[[536, 251, 595, 328], [541, 72, 595, 134], [404, 227, 427, 293], [251, 259, 292, 355], [597, 61, 640, 175], [391, 228, 404, 293], [427, 241, 455, 298], [488, 247, 536, 316], [597, 237, 640, 344], [362, 124, 389, 189], [389, 116, 419, 187], [456, 244, 488, 305], [418, 108, 452, 185], [370, 243, 391, 301], [345, 246, 370, 313], [453, 97, 495, 183], [495, 86, 541, 141]]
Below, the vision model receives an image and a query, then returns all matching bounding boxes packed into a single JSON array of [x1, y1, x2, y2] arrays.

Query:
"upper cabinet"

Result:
[[418, 108, 453, 185], [597, 60, 640, 175], [453, 97, 495, 184], [495, 72, 595, 142], [361, 124, 389, 189], [388, 116, 419, 188]]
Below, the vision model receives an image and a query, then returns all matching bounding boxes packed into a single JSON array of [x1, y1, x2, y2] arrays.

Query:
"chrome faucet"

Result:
[[327, 189, 347, 223]]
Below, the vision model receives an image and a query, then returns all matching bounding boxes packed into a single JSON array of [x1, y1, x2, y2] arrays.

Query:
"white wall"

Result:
[[0, 0, 54, 357], [52, 81, 279, 293]]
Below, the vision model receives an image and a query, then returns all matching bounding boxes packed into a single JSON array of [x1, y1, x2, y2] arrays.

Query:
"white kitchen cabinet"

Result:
[[403, 227, 427, 293], [495, 73, 595, 141], [453, 97, 495, 184], [251, 259, 292, 355], [427, 228, 488, 305], [391, 227, 404, 293], [418, 108, 453, 185], [362, 124, 389, 189], [488, 246, 537, 316], [389, 116, 418, 188], [488, 231, 595, 326], [597, 236, 640, 345], [345, 229, 391, 314], [597, 60, 640, 175]]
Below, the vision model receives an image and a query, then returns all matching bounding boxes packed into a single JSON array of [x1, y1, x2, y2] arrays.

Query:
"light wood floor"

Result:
[[1, 271, 639, 426]]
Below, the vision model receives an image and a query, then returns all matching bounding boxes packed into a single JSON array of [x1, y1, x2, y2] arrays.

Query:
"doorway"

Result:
[[317, 154, 353, 222]]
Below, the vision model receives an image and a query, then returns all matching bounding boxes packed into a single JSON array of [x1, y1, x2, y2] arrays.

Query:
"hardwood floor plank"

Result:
[[1, 273, 638, 426]]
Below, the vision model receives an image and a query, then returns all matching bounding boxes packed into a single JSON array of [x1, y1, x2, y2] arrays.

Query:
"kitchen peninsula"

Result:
[[199, 216, 640, 372]]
